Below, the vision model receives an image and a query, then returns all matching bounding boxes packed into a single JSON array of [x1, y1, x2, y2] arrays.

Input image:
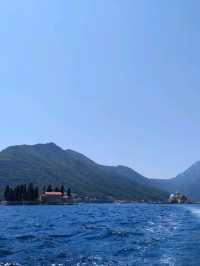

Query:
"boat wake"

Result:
[[185, 206, 200, 217]]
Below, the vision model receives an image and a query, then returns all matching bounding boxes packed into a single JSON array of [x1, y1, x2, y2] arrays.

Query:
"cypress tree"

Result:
[[15, 186, 20, 201], [27, 183, 34, 201], [24, 184, 28, 201], [4, 185, 10, 201], [19, 185, 24, 201], [32, 186, 38, 200], [61, 184, 65, 195], [55, 187, 59, 192], [47, 185, 52, 192], [67, 188, 71, 197], [31, 183, 34, 200], [4, 184, 41, 202], [9, 188, 14, 201]]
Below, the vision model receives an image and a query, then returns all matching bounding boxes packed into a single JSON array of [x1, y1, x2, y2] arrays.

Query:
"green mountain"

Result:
[[0, 143, 168, 201], [150, 162, 200, 201]]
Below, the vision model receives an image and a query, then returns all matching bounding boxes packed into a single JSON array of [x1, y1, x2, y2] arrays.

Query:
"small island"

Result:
[[2, 183, 80, 205], [168, 192, 189, 204], [1, 183, 194, 205]]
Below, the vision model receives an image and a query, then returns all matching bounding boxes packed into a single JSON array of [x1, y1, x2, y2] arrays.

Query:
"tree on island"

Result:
[[27, 183, 34, 201], [61, 184, 65, 195], [67, 188, 71, 197], [4, 185, 10, 201], [47, 185, 53, 192], [55, 186, 59, 192], [34, 186, 39, 199], [4, 183, 72, 202], [4, 183, 39, 202]]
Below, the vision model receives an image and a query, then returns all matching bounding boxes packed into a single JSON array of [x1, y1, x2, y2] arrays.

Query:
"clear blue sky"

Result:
[[0, 0, 200, 178]]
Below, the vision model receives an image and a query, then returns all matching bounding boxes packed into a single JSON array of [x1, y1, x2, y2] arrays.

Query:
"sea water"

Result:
[[0, 204, 200, 266]]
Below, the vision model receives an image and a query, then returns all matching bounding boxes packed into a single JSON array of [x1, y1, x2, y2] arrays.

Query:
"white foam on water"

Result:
[[186, 206, 200, 217], [145, 227, 154, 233], [160, 254, 176, 266]]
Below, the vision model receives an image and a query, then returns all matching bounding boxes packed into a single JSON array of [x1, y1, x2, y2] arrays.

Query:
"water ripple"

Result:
[[0, 204, 199, 265]]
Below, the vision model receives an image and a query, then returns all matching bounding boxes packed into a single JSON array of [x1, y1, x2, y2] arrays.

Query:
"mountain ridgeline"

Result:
[[0, 143, 200, 201], [0, 143, 168, 201], [149, 161, 200, 201]]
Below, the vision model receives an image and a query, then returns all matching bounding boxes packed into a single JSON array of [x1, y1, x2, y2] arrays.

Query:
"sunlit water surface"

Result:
[[0, 204, 200, 265]]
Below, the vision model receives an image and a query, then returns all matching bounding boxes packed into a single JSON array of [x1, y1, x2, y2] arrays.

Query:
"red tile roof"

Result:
[[43, 192, 63, 196]]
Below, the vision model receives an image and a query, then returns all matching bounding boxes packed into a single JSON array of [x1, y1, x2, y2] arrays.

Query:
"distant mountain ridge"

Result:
[[1, 143, 200, 201], [0, 143, 168, 201], [150, 161, 200, 200]]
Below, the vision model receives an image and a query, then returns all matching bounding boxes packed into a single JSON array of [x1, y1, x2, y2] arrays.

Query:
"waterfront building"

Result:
[[41, 192, 64, 204]]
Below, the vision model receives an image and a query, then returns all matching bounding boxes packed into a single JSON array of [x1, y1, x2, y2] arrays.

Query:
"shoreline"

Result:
[[0, 201, 197, 206]]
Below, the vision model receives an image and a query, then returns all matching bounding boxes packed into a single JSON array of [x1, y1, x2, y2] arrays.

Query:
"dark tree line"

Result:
[[4, 183, 72, 202], [4, 183, 39, 202]]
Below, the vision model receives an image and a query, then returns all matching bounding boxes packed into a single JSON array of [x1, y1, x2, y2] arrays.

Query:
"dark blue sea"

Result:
[[0, 204, 200, 266]]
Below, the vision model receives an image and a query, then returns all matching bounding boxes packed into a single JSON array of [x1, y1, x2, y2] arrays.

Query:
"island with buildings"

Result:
[[2, 183, 82, 205], [168, 192, 189, 204], [0, 182, 193, 205]]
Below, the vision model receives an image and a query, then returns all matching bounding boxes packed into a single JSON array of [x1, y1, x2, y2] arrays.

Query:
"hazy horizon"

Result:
[[1, 1, 200, 178]]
